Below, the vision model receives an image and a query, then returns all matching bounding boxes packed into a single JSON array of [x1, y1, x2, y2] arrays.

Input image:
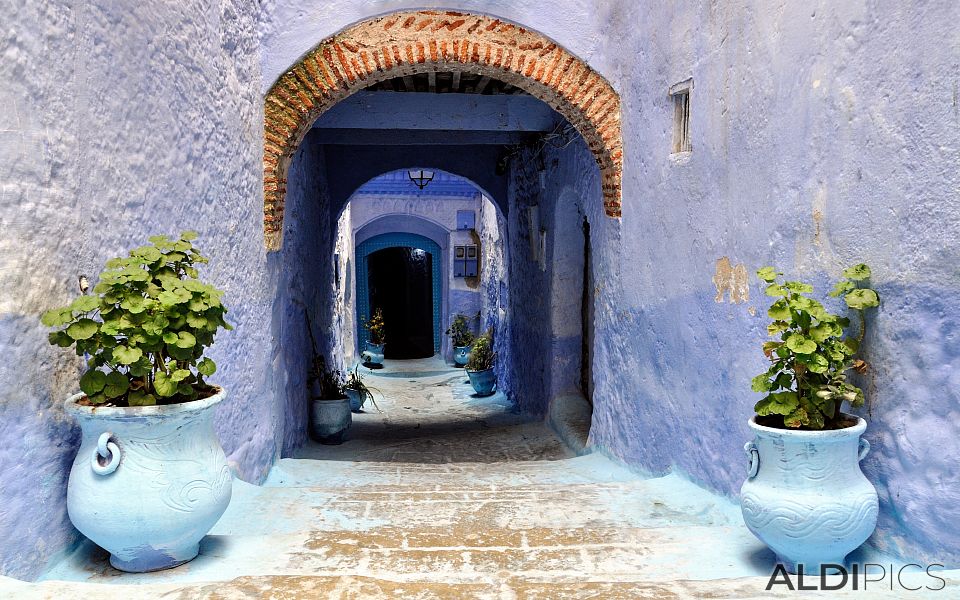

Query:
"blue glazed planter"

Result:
[[345, 389, 364, 412], [362, 342, 384, 365], [466, 368, 496, 396], [453, 346, 471, 366], [740, 415, 878, 575], [64, 389, 232, 572], [310, 397, 352, 443]]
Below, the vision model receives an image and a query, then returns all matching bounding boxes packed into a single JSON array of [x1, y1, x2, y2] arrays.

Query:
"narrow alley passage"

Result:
[[9, 359, 955, 598]]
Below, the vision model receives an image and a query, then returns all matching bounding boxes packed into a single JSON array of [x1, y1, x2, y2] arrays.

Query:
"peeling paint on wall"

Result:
[[712, 257, 750, 304]]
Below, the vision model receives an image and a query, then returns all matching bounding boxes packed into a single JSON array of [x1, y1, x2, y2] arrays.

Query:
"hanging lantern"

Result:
[[407, 169, 435, 190]]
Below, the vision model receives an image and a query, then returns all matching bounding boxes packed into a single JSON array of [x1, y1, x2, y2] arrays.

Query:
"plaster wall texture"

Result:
[[0, 0, 271, 579], [505, 138, 599, 414], [271, 135, 336, 456], [593, 0, 960, 566]]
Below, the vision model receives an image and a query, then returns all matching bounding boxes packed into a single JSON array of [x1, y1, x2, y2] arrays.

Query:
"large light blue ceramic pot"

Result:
[[453, 346, 471, 366], [740, 415, 877, 575], [64, 389, 232, 572], [362, 342, 384, 365], [466, 368, 496, 396], [310, 396, 352, 443]]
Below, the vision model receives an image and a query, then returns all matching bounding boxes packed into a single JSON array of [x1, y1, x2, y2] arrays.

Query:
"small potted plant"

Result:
[[446, 314, 475, 366], [344, 365, 381, 413], [465, 328, 497, 396], [361, 308, 386, 366], [308, 355, 351, 444], [741, 264, 881, 575], [42, 232, 233, 573]]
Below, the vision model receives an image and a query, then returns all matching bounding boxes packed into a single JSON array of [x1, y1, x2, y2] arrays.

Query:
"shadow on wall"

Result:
[[0, 314, 82, 580]]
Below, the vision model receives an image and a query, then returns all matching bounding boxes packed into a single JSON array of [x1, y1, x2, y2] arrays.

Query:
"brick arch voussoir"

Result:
[[263, 10, 622, 251]]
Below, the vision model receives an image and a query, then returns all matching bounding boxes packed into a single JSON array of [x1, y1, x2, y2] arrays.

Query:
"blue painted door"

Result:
[[356, 233, 442, 354]]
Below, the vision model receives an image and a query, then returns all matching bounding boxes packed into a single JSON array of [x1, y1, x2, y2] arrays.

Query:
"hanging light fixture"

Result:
[[408, 169, 435, 190]]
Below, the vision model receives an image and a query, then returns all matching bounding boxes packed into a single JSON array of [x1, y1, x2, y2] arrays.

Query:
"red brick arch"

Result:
[[263, 10, 622, 250]]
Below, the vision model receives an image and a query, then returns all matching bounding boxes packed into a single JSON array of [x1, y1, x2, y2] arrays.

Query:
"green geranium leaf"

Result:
[[757, 267, 779, 283], [767, 300, 790, 320], [783, 406, 810, 428], [186, 313, 207, 328], [755, 391, 798, 416], [751, 373, 772, 393], [767, 321, 788, 335], [197, 358, 216, 377], [809, 322, 840, 342], [785, 333, 817, 354], [171, 369, 192, 382], [804, 352, 829, 374], [158, 289, 190, 306], [87, 393, 108, 405], [784, 281, 814, 294], [843, 264, 872, 281], [113, 345, 143, 365], [765, 284, 787, 297], [127, 390, 157, 406], [41, 307, 73, 327], [120, 295, 149, 314], [154, 371, 179, 397], [79, 370, 107, 395], [48, 331, 73, 348], [70, 295, 100, 313], [103, 371, 130, 398], [66, 319, 99, 340], [162, 332, 179, 344], [829, 280, 856, 298], [176, 331, 196, 349], [181, 230, 199, 241], [845, 288, 880, 310]]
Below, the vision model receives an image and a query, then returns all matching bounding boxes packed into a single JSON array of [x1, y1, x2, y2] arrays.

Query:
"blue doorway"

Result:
[[356, 233, 442, 355]]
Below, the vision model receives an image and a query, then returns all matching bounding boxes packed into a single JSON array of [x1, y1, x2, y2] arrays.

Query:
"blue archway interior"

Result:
[[356, 232, 443, 353]]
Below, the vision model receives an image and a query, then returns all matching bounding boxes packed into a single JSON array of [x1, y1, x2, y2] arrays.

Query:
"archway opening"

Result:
[[268, 11, 615, 459]]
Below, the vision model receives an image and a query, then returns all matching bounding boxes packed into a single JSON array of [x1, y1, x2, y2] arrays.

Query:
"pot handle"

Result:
[[91, 432, 121, 476], [858, 438, 870, 462], [744, 441, 760, 479]]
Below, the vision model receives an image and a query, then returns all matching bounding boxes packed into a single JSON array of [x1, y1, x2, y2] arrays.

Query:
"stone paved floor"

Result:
[[4, 357, 958, 598]]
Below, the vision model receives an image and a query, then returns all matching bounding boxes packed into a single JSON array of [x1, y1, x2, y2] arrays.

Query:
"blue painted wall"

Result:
[[3, 0, 959, 581]]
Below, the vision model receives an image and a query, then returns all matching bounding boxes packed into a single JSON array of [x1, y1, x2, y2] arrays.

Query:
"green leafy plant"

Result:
[[344, 365, 381, 411], [466, 328, 496, 371], [364, 308, 386, 346], [752, 264, 880, 429], [42, 232, 231, 406], [445, 314, 475, 347]]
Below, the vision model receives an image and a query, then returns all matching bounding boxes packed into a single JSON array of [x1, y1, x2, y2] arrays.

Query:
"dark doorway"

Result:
[[368, 247, 435, 359]]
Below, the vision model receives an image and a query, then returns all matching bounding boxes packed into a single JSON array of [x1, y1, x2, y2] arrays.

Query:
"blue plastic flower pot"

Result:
[[362, 342, 384, 365], [345, 389, 364, 412], [466, 367, 496, 396]]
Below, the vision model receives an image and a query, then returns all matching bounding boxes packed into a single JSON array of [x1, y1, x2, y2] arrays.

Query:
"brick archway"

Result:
[[263, 10, 622, 251]]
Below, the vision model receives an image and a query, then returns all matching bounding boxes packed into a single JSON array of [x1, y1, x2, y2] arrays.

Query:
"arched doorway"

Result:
[[261, 10, 622, 251], [355, 233, 442, 357]]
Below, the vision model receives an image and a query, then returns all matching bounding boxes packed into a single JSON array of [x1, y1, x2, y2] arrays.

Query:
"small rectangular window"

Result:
[[670, 79, 692, 154]]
